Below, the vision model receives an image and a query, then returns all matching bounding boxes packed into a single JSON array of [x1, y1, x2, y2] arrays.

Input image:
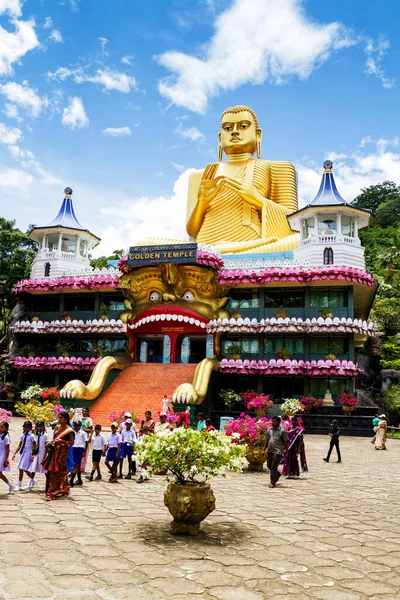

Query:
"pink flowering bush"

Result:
[[109, 410, 127, 424], [339, 392, 358, 412], [300, 395, 323, 412], [0, 408, 12, 423], [240, 392, 273, 411], [51, 404, 66, 415], [224, 413, 272, 447]]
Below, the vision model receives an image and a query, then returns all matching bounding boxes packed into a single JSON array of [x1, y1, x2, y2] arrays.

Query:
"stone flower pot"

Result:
[[246, 446, 268, 472], [254, 408, 265, 418], [164, 482, 216, 535]]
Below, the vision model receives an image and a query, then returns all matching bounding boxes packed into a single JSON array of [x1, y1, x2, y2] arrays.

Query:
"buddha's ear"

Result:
[[218, 133, 223, 162], [256, 128, 262, 158]]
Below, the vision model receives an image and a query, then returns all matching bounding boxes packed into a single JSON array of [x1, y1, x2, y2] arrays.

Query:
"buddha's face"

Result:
[[220, 110, 260, 156]]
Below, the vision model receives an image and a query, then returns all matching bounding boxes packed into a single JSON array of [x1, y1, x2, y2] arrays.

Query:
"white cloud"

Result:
[[44, 16, 53, 30], [4, 102, 20, 120], [0, 167, 33, 188], [157, 0, 357, 112], [102, 126, 131, 137], [175, 122, 204, 141], [0, 0, 22, 17], [297, 138, 400, 206], [0, 18, 40, 76], [0, 81, 47, 117], [95, 169, 194, 256], [98, 37, 109, 52], [0, 122, 22, 144], [364, 37, 395, 89], [62, 97, 89, 129], [50, 29, 63, 43], [121, 55, 133, 65], [8, 144, 34, 160], [48, 66, 137, 93], [171, 161, 186, 172]]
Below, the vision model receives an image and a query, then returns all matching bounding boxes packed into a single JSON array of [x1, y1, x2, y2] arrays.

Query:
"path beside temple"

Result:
[[1, 418, 400, 600]]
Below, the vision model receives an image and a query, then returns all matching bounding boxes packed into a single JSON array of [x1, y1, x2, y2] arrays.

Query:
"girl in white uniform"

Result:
[[12, 420, 35, 490], [0, 421, 14, 493], [29, 421, 48, 488]]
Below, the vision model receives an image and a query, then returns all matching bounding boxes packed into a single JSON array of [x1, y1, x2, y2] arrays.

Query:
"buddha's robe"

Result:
[[190, 159, 300, 254]]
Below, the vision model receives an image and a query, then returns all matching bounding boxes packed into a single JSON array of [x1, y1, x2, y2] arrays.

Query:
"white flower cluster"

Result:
[[20, 384, 43, 400]]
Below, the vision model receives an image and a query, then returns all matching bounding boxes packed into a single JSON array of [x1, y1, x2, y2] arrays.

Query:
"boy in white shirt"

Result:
[[86, 424, 105, 481], [104, 422, 122, 483], [118, 419, 137, 480], [69, 421, 88, 487]]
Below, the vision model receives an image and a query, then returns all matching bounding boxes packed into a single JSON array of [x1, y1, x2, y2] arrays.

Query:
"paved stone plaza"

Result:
[[1, 418, 400, 600]]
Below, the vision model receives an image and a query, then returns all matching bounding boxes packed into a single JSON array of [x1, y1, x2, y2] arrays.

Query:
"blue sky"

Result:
[[0, 0, 399, 255]]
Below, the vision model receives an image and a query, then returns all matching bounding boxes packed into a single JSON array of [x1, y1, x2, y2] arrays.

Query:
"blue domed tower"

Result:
[[28, 187, 100, 278], [288, 161, 371, 268]]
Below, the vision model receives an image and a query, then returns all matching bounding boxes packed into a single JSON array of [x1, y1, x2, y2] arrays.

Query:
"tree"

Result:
[[90, 249, 125, 269], [0, 219, 37, 353], [352, 181, 400, 214], [374, 196, 400, 226]]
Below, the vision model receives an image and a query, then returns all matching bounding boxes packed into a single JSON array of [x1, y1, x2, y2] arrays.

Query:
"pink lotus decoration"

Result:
[[218, 266, 375, 287], [13, 274, 120, 294], [207, 316, 376, 336], [220, 358, 361, 376], [11, 356, 101, 370], [10, 319, 125, 334]]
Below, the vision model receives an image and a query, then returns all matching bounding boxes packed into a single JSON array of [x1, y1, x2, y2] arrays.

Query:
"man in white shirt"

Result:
[[86, 424, 106, 481], [69, 421, 88, 487], [119, 419, 137, 479], [119, 412, 137, 435], [104, 422, 122, 483]]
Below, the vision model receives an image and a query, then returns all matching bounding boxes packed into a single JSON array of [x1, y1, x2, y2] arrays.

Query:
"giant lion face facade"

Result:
[[119, 263, 231, 359]]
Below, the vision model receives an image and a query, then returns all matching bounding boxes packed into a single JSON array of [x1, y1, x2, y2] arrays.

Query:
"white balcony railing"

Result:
[[300, 235, 360, 247]]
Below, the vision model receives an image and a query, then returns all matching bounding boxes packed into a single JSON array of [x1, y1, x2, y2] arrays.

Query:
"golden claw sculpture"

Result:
[[60, 354, 132, 401], [172, 358, 220, 404]]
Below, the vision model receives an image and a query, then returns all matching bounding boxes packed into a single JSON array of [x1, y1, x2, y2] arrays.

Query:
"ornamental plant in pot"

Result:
[[240, 391, 273, 417], [339, 392, 358, 413], [280, 398, 304, 417], [219, 389, 242, 410], [224, 413, 271, 471], [276, 348, 291, 360], [300, 395, 323, 413], [320, 308, 333, 319], [136, 427, 245, 535]]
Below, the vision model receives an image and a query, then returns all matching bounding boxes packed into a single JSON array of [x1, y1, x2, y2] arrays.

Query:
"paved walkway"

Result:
[[1, 418, 400, 600]]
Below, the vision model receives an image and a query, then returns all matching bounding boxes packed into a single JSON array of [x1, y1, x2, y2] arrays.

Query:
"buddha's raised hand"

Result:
[[217, 175, 265, 210]]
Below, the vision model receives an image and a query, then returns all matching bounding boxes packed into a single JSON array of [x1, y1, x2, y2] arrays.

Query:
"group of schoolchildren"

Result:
[[0, 409, 158, 493]]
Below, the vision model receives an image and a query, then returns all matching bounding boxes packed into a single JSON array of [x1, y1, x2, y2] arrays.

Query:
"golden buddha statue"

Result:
[[186, 105, 299, 253]]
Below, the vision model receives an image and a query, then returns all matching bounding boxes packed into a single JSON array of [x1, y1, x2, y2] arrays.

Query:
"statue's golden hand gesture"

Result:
[[218, 176, 265, 210], [198, 164, 220, 208]]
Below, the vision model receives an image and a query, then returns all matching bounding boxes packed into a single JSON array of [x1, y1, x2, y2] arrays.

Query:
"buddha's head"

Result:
[[219, 105, 262, 158]]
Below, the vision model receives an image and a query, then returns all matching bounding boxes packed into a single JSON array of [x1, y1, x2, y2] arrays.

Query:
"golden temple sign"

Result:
[[127, 243, 198, 266]]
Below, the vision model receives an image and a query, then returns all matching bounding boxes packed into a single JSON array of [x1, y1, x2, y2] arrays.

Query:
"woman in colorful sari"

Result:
[[282, 416, 308, 478], [374, 414, 387, 450], [41, 411, 75, 501]]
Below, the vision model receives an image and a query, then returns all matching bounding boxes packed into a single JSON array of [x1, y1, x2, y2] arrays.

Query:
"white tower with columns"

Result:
[[288, 161, 371, 269], [28, 187, 101, 278]]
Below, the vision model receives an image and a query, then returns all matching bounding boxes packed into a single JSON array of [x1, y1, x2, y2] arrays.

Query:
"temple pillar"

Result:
[[354, 219, 358, 238], [57, 232, 63, 251], [336, 213, 342, 236], [76, 234, 81, 256], [313, 215, 319, 237]]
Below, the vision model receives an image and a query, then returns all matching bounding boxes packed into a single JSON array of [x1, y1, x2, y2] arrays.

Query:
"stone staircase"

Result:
[[89, 363, 197, 426]]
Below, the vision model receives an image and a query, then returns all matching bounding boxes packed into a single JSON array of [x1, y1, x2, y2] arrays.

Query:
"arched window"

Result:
[[44, 262, 51, 277], [323, 247, 334, 265]]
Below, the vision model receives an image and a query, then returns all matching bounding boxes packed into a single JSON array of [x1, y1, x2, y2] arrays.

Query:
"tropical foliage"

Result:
[[219, 389, 242, 408], [300, 395, 323, 412], [280, 398, 304, 415], [136, 427, 246, 485], [240, 391, 273, 411], [224, 414, 272, 446]]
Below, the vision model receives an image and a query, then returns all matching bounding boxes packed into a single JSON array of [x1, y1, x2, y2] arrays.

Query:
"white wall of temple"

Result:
[[292, 240, 366, 269]]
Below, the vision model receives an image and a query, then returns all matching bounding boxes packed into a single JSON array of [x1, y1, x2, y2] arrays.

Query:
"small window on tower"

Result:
[[323, 247, 334, 265], [44, 262, 51, 277]]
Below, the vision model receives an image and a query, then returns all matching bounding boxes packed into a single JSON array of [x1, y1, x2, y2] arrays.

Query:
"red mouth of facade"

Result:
[[128, 305, 209, 331]]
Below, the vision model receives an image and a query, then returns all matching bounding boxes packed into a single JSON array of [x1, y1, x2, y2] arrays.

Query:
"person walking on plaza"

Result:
[[197, 413, 206, 431], [104, 422, 122, 483], [118, 419, 137, 479], [12, 420, 36, 490], [263, 416, 288, 488], [323, 420, 341, 463], [119, 412, 137, 435], [374, 414, 387, 450], [80, 408, 93, 472], [41, 411, 75, 501], [161, 394, 173, 415], [177, 406, 191, 428], [371, 414, 380, 444], [69, 421, 88, 487], [140, 411, 156, 434], [154, 413, 173, 434], [205, 419, 216, 432], [0, 421, 14, 493], [86, 424, 105, 481], [282, 416, 308, 478], [29, 421, 48, 489]]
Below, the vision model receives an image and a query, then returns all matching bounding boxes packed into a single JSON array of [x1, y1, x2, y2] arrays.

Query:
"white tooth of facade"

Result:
[[177, 315, 184, 321], [150, 315, 156, 321], [194, 320, 200, 326], [183, 316, 189, 322], [166, 314, 172, 321], [172, 315, 178, 321]]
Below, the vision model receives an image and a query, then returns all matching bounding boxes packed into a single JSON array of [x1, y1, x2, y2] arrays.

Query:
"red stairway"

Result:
[[89, 363, 197, 426]]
